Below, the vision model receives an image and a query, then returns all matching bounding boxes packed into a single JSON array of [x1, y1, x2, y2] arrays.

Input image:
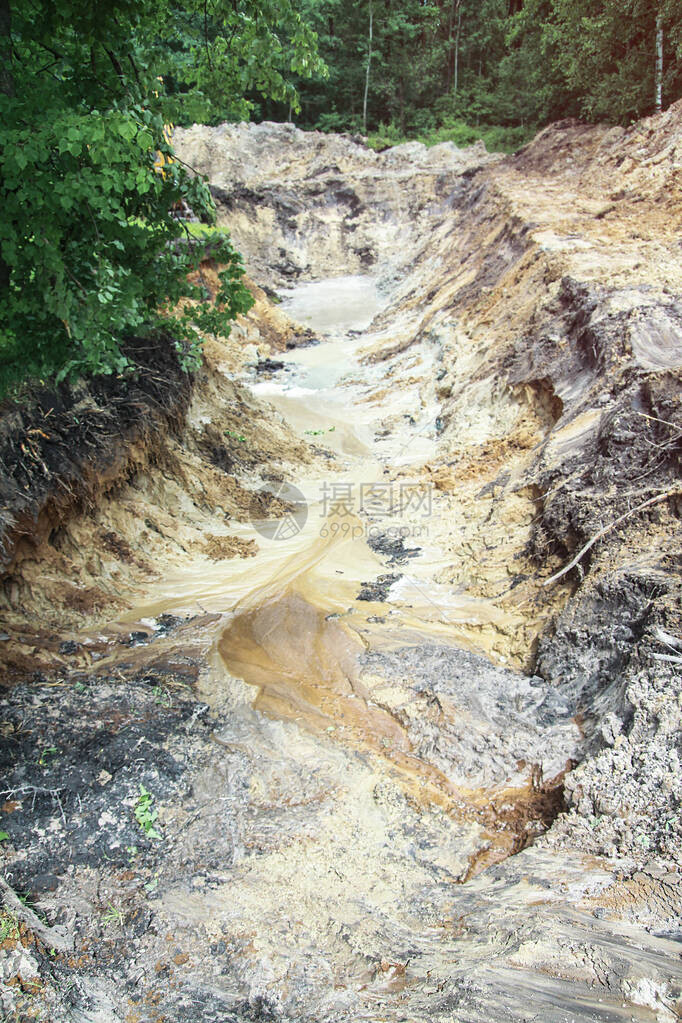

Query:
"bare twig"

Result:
[[651, 652, 682, 664], [654, 628, 682, 651], [0, 785, 66, 825], [652, 628, 682, 663], [542, 488, 679, 588], [635, 410, 679, 431], [0, 876, 74, 952]]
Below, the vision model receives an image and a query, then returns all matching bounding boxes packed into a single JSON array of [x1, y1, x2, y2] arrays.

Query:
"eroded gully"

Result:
[[87, 272, 679, 1022], [2, 110, 681, 1022], [127, 271, 573, 857]]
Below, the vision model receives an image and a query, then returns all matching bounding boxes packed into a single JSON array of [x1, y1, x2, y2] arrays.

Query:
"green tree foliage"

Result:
[[265, 0, 558, 134], [530, 0, 682, 123], [0, 1, 323, 393], [278, 0, 445, 133], [272, 0, 681, 141], [153, 1, 324, 125]]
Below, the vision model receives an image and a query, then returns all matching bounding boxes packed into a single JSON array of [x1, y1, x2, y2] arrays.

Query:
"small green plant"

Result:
[[224, 428, 247, 443], [37, 746, 59, 768], [0, 911, 20, 943], [102, 903, 124, 927], [134, 784, 161, 839], [152, 686, 173, 708], [0, 831, 9, 842], [74, 681, 87, 694], [304, 426, 336, 437]]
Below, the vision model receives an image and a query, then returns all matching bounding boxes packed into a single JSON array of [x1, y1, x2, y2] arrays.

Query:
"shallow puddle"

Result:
[[279, 274, 384, 337]]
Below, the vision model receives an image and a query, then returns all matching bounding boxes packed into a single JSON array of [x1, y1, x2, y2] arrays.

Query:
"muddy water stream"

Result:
[[101, 276, 680, 1020], [125, 275, 571, 867], [129, 274, 520, 661], [130, 275, 514, 642]]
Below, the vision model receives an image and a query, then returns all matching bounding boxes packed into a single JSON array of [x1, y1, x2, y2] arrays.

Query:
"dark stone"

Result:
[[30, 872, 60, 893], [126, 631, 151, 646], [130, 908, 152, 937], [255, 358, 286, 374], [59, 640, 80, 655], [367, 533, 421, 565], [357, 573, 402, 602], [155, 614, 184, 635]]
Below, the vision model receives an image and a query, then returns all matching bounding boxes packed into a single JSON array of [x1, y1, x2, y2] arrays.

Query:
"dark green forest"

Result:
[[257, 0, 682, 151], [1, 0, 681, 395]]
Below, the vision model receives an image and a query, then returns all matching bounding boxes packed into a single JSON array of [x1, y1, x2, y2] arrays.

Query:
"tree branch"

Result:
[[542, 488, 679, 588], [127, 52, 142, 89], [103, 45, 127, 89]]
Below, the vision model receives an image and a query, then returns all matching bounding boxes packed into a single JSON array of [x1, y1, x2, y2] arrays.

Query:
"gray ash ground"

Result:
[[0, 673, 203, 884], [0, 659, 217, 1021]]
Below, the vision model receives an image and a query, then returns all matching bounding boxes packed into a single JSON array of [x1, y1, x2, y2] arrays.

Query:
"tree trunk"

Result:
[[453, 1, 462, 98], [446, 0, 454, 91], [655, 12, 663, 113], [363, 0, 373, 134], [398, 76, 405, 134], [0, 0, 13, 295], [0, 0, 12, 98]]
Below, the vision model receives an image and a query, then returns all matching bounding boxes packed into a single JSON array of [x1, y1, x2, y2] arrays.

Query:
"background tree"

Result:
[[542, 0, 682, 122], [272, 0, 681, 141], [363, 0, 373, 133]]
